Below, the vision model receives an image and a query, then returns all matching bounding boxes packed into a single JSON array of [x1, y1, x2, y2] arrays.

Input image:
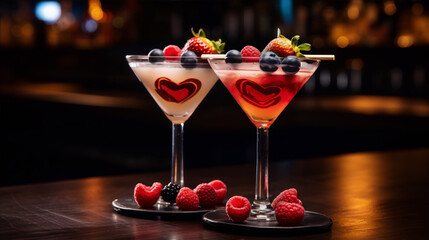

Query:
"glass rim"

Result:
[[205, 57, 321, 63], [125, 55, 214, 68], [126, 55, 207, 60]]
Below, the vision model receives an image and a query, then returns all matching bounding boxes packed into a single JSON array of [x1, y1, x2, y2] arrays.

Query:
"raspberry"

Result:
[[208, 180, 227, 204], [194, 183, 217, 208], [176, 187, 199, 210], [241, 45, 261, 62], [134, 182, 162, 208], [226, 196, 251, 223], [163, 45, 182, 60], [272, 188, 302, 209], [275, 201, 305, 226]]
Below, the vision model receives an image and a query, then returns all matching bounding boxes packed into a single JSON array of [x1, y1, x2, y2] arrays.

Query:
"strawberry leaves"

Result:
[[291, 35, 299, 48], [298, 43, 311, 51], [276, 29, 312, 58], [191, 28, 206, 38], [212, 39, 225, 53], [189, 28, 225, 54], [276, 28, 289, 40], [290, 35, 311, 57]]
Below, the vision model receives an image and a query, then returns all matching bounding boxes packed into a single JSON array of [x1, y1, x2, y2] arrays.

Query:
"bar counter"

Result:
[[1, 148, 428, 239]]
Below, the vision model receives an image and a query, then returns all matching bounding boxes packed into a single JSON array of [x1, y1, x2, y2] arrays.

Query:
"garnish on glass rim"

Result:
[[201, 54, 335, 60], [202, 28, 334, 61]]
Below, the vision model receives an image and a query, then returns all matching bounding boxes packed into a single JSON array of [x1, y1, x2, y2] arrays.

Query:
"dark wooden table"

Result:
[[1, 148, 428, 239]]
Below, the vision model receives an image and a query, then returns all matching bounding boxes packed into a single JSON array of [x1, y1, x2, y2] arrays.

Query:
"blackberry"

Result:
[[161, 182, 181, 203]]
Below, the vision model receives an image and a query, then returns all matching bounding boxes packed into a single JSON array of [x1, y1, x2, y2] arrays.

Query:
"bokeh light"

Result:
[[384, 1, 397, 16], [82, 19, 98, 33], [397, 35, 414, 48], [337, 36, 349, 48], [35, 1, 62, 24]]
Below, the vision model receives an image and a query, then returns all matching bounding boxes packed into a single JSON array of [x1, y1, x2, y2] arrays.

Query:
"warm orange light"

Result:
[[412, 3, 424, 16], [348, 5, 360, 20], [89, 0, 104, 22], [384, 1, 396, 16], [350, 58, 363, 70], [323, 8, 335, 20], [333, 153, 382, 238], [397, 35, 414, 48], [337, 36, 349, 48], [312, 36, 324, 48], [21, 23, 34, 38]]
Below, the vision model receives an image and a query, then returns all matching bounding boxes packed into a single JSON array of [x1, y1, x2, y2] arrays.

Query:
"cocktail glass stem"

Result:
[[251, 127, 275, 220], [171, 123, 184, 187]]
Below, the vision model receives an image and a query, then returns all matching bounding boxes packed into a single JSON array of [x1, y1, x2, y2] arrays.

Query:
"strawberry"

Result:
[[194, 183, 217, 208], [182, 28, 225, 56], [208, 180, 227, 204], [176, 187, 199, 210], [226, 196, 251, 223], [275, 201, 305, 226], [241, 45, 261, 62], [272, 188, 302, 209], [262, 29, 311, 58], [134, 182, 162, 208]]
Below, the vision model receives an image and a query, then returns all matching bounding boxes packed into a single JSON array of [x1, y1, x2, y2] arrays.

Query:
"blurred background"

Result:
[[0, 0, 428, 186]]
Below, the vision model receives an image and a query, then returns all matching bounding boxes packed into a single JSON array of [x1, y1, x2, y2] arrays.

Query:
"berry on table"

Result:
[[194, 183, 217, 208], [176, 187, 199, 210], [281, 56, 301, 74], [225, 196, 251, 223], [148, 48, 165, 63], [271, 188, 302, 209], [134, 182, 162, 208], [180, 51, 198, 68], [275, 201, 305, 226], [161, 182, 181, 204], [225, 50, 242, 64], [208, 180, 227, 204], [259, 51, 280, 73]]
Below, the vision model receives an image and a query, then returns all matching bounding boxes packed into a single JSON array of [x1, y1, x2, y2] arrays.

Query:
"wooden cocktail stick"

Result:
[[303, 54, 335, 60]]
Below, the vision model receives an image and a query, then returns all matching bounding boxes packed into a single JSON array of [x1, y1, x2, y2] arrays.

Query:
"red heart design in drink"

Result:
[[155, 77, 202, 103], [235, 79, 281, 108]]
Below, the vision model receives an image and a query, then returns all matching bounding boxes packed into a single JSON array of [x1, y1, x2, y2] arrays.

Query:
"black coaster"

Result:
[[203, 209, 332, 234], [112, 198, 216, 219]]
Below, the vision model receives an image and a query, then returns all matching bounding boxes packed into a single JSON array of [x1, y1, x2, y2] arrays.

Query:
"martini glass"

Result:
[[126, 55, 218, 207], [208, 57, 320, 221]]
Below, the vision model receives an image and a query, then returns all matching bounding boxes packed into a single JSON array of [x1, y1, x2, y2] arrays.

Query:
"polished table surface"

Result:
[[1, 148, 428, 239]]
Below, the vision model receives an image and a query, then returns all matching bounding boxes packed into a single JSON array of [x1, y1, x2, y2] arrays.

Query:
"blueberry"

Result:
[[180, 51, 198, 68], [148, 48, 165, 63], [259, 52, 280, 73], [281, 56, 301, 73], [225, 50, 242, 64]]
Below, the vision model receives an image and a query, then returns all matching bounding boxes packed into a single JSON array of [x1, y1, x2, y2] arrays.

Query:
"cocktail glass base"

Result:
[[112, 198, 215, 218], [156, 198, 178, 209], [203, 209, 332, 234], [249, 211, 276, 222], [249, 201, 276, 221]]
